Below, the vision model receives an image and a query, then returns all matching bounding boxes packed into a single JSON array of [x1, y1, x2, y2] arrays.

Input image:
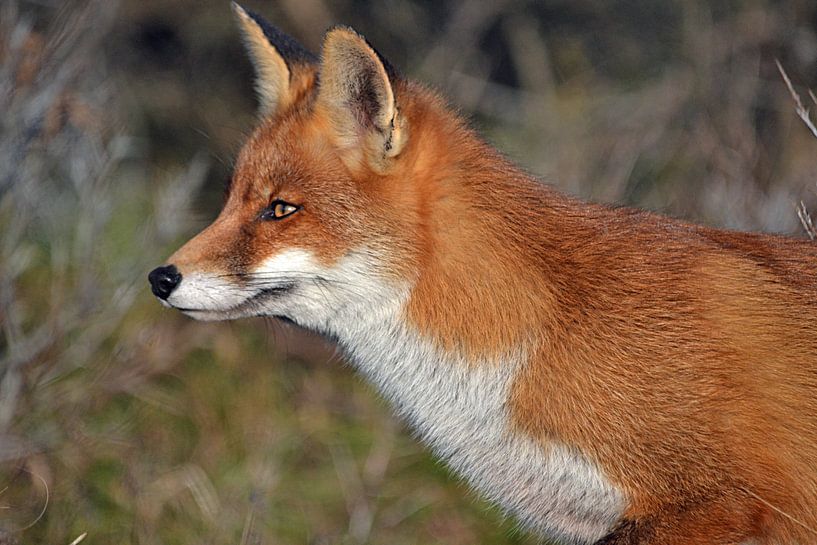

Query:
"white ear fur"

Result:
[[317, 27, 407, 170]]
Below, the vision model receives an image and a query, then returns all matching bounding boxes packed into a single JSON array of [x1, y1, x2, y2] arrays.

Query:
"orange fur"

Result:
[[397, 87, 817, 541], [159, 13, 817, 544]]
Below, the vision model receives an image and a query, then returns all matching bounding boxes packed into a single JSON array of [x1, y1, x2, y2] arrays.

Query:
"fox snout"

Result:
[[148, 264, 181, 300]]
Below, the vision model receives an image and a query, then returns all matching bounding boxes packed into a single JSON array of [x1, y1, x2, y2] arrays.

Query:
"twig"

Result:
[[775, 59, 817, 140], [16, 470, 49, 532], [796, 201, 817, 240], [68, 533, 88, 545]]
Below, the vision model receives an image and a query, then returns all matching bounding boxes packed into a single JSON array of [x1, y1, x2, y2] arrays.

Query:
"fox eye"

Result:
[[261, 199, 300, 221]]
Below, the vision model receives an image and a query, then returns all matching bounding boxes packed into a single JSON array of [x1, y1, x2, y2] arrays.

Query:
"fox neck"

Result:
[[393, 90, 562, 358], [295, 249, 626, 545], [271, 90, 626, 542]]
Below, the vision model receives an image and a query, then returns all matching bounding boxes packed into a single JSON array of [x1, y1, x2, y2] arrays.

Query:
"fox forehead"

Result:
[[229, 110, 340, 202]]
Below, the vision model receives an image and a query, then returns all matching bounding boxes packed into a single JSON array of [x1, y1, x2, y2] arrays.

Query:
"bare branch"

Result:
[[776, 59, 817, 140], [797, 201, 817, 240]]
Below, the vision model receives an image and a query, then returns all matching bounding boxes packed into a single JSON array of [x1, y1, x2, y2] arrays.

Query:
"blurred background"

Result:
[[1, 0, 816, 543]]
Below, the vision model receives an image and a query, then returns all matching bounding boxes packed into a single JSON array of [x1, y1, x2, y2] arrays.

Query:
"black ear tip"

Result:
[[234, 3, 269, 29], [236, 5, 319, 66], [230, 1, 246, 17]]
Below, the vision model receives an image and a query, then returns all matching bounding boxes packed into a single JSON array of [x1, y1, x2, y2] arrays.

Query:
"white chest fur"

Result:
[[257, 249, 628, 544], [333, 299, 625, 544]]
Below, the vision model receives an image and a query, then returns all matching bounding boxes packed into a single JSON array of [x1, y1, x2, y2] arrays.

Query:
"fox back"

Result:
[[149, 5, 817, 544]]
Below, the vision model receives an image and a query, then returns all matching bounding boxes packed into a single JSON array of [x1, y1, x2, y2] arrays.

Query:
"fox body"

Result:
[[149, 5, 817, 544]]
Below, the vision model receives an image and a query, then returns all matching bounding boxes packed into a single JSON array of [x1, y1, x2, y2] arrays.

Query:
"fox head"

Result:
[[149, 3, 539, 351], [149, 4, 445, 332]]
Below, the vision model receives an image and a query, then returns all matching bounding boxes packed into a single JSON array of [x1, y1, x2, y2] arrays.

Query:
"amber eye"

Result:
[[261, 199, 300, 221]]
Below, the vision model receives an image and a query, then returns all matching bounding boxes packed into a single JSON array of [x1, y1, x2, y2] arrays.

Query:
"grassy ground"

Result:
[[1, 0, 816, 543]]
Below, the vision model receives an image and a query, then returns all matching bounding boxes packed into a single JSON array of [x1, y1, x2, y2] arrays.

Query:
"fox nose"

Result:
[[148, 265, 182, 300]]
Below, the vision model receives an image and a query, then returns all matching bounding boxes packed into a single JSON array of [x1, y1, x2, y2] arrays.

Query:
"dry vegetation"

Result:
[[1, 0, 816, 544]]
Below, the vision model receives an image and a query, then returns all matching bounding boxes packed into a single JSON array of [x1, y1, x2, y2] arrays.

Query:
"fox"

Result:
[[148, 4, 817, 544]]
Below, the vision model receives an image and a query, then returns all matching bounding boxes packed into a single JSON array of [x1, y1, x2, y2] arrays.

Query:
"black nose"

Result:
[[148, 265, 182, 300]]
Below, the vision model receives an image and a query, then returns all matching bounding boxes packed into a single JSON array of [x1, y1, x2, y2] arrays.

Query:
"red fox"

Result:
[[148, 4, 817, 544]]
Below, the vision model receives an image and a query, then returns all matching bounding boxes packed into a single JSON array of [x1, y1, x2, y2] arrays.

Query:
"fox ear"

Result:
[[232, 2, 317, 117], [317, 27, 407, 172]]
